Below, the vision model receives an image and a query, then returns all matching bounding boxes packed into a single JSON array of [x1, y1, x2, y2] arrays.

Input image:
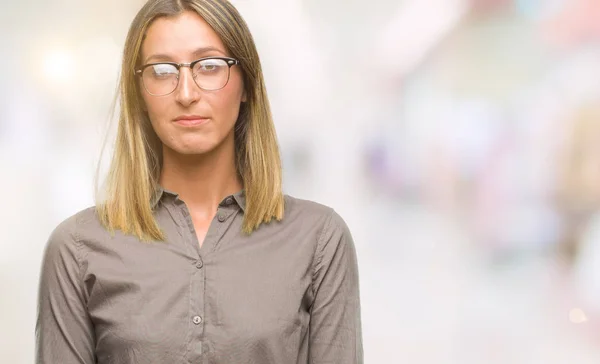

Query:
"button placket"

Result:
[[170, 199, 210, 364]]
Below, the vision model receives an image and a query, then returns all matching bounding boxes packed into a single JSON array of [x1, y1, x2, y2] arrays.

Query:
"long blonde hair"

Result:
[[96, 0, 284, 241]]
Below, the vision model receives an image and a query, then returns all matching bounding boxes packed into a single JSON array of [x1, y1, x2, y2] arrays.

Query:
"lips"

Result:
[[173, 115, 210, 126]]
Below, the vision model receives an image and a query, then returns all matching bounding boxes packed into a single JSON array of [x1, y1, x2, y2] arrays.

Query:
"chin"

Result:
[[165, 137, 221, 156], [172, 144, 217, 156], [159, 127, 233, 157]]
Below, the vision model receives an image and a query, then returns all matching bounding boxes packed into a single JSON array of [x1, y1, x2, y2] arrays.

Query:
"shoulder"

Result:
[[41, 206, 95, 268], [283, 194, 333, 219], [282, 194, 351, 239], [45, 206, 106, 250], [282, 196, 358, 281]]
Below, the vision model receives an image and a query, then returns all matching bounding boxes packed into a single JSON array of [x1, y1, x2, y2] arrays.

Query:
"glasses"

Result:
[[134, 56, 240, 96]]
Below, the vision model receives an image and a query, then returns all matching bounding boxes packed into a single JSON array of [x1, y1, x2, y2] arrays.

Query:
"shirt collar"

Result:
[[150, 185, 172, 209], [151, 185, 245, 212], [232, 189, 246, 212]]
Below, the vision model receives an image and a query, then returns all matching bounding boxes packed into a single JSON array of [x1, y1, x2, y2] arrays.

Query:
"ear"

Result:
[[241, 89, 247, 103]]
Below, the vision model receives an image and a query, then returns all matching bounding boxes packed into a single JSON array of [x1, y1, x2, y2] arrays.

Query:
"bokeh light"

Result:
[[42, 48, 76, 85]]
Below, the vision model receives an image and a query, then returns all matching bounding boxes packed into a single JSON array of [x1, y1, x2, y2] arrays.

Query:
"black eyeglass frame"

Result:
[[134, 56, 240, 95]]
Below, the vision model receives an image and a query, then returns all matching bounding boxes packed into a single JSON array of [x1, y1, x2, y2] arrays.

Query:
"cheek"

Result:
[[144, 97, 169, 124], [212, 93, 242, 123], [212, 79, 245, 124]]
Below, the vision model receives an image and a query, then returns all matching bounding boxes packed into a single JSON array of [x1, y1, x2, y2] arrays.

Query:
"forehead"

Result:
[[141, 10, 227, 62]]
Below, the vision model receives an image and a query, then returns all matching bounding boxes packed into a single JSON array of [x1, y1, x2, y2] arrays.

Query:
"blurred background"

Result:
[[3, 0, 600, 362]]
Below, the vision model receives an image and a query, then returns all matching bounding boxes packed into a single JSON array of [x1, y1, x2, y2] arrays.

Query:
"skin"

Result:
[[140, 10, 246, 246]]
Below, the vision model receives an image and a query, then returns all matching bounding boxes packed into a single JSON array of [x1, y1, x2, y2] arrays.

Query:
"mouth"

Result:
[[173, 115, 210, 127]]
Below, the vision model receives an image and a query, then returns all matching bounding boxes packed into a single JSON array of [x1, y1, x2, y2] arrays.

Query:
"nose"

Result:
[[174, 67, 200, 107]]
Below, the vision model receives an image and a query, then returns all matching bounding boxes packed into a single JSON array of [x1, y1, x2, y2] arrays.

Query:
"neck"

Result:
[[159, 138, 243, 216]]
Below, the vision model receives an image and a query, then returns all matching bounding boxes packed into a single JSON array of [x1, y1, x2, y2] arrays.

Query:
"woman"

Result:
[[35, 0, 363, 363]]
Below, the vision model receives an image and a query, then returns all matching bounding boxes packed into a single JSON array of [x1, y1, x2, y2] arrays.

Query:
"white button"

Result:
[[192, 315, 202, 325]]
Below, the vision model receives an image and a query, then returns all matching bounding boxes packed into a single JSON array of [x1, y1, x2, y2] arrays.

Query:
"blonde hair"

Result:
[[95, 0, 284, 241]]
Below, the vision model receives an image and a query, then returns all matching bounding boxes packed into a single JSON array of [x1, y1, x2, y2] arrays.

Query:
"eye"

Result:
[[195, 59, 226, 74], [149, 64, 178, 78], [201, 64, 217, 71]]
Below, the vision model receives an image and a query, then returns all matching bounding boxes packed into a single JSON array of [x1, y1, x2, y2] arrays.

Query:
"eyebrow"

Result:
[[144, 46, 226, 63]]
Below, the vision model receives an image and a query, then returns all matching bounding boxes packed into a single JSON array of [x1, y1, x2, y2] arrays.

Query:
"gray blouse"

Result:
[[35, 188, 363, 363]]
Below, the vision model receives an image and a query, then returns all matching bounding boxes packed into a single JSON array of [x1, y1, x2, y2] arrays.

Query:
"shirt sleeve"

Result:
[[309, 209, 364, 364], [35, 218, 96, 364]]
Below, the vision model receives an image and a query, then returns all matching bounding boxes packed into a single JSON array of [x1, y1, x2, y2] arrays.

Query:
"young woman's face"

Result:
[[139, 10, 246, 157]]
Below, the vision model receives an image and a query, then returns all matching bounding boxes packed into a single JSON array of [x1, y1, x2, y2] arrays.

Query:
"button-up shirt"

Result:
[[35, 188, 363, 364]]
